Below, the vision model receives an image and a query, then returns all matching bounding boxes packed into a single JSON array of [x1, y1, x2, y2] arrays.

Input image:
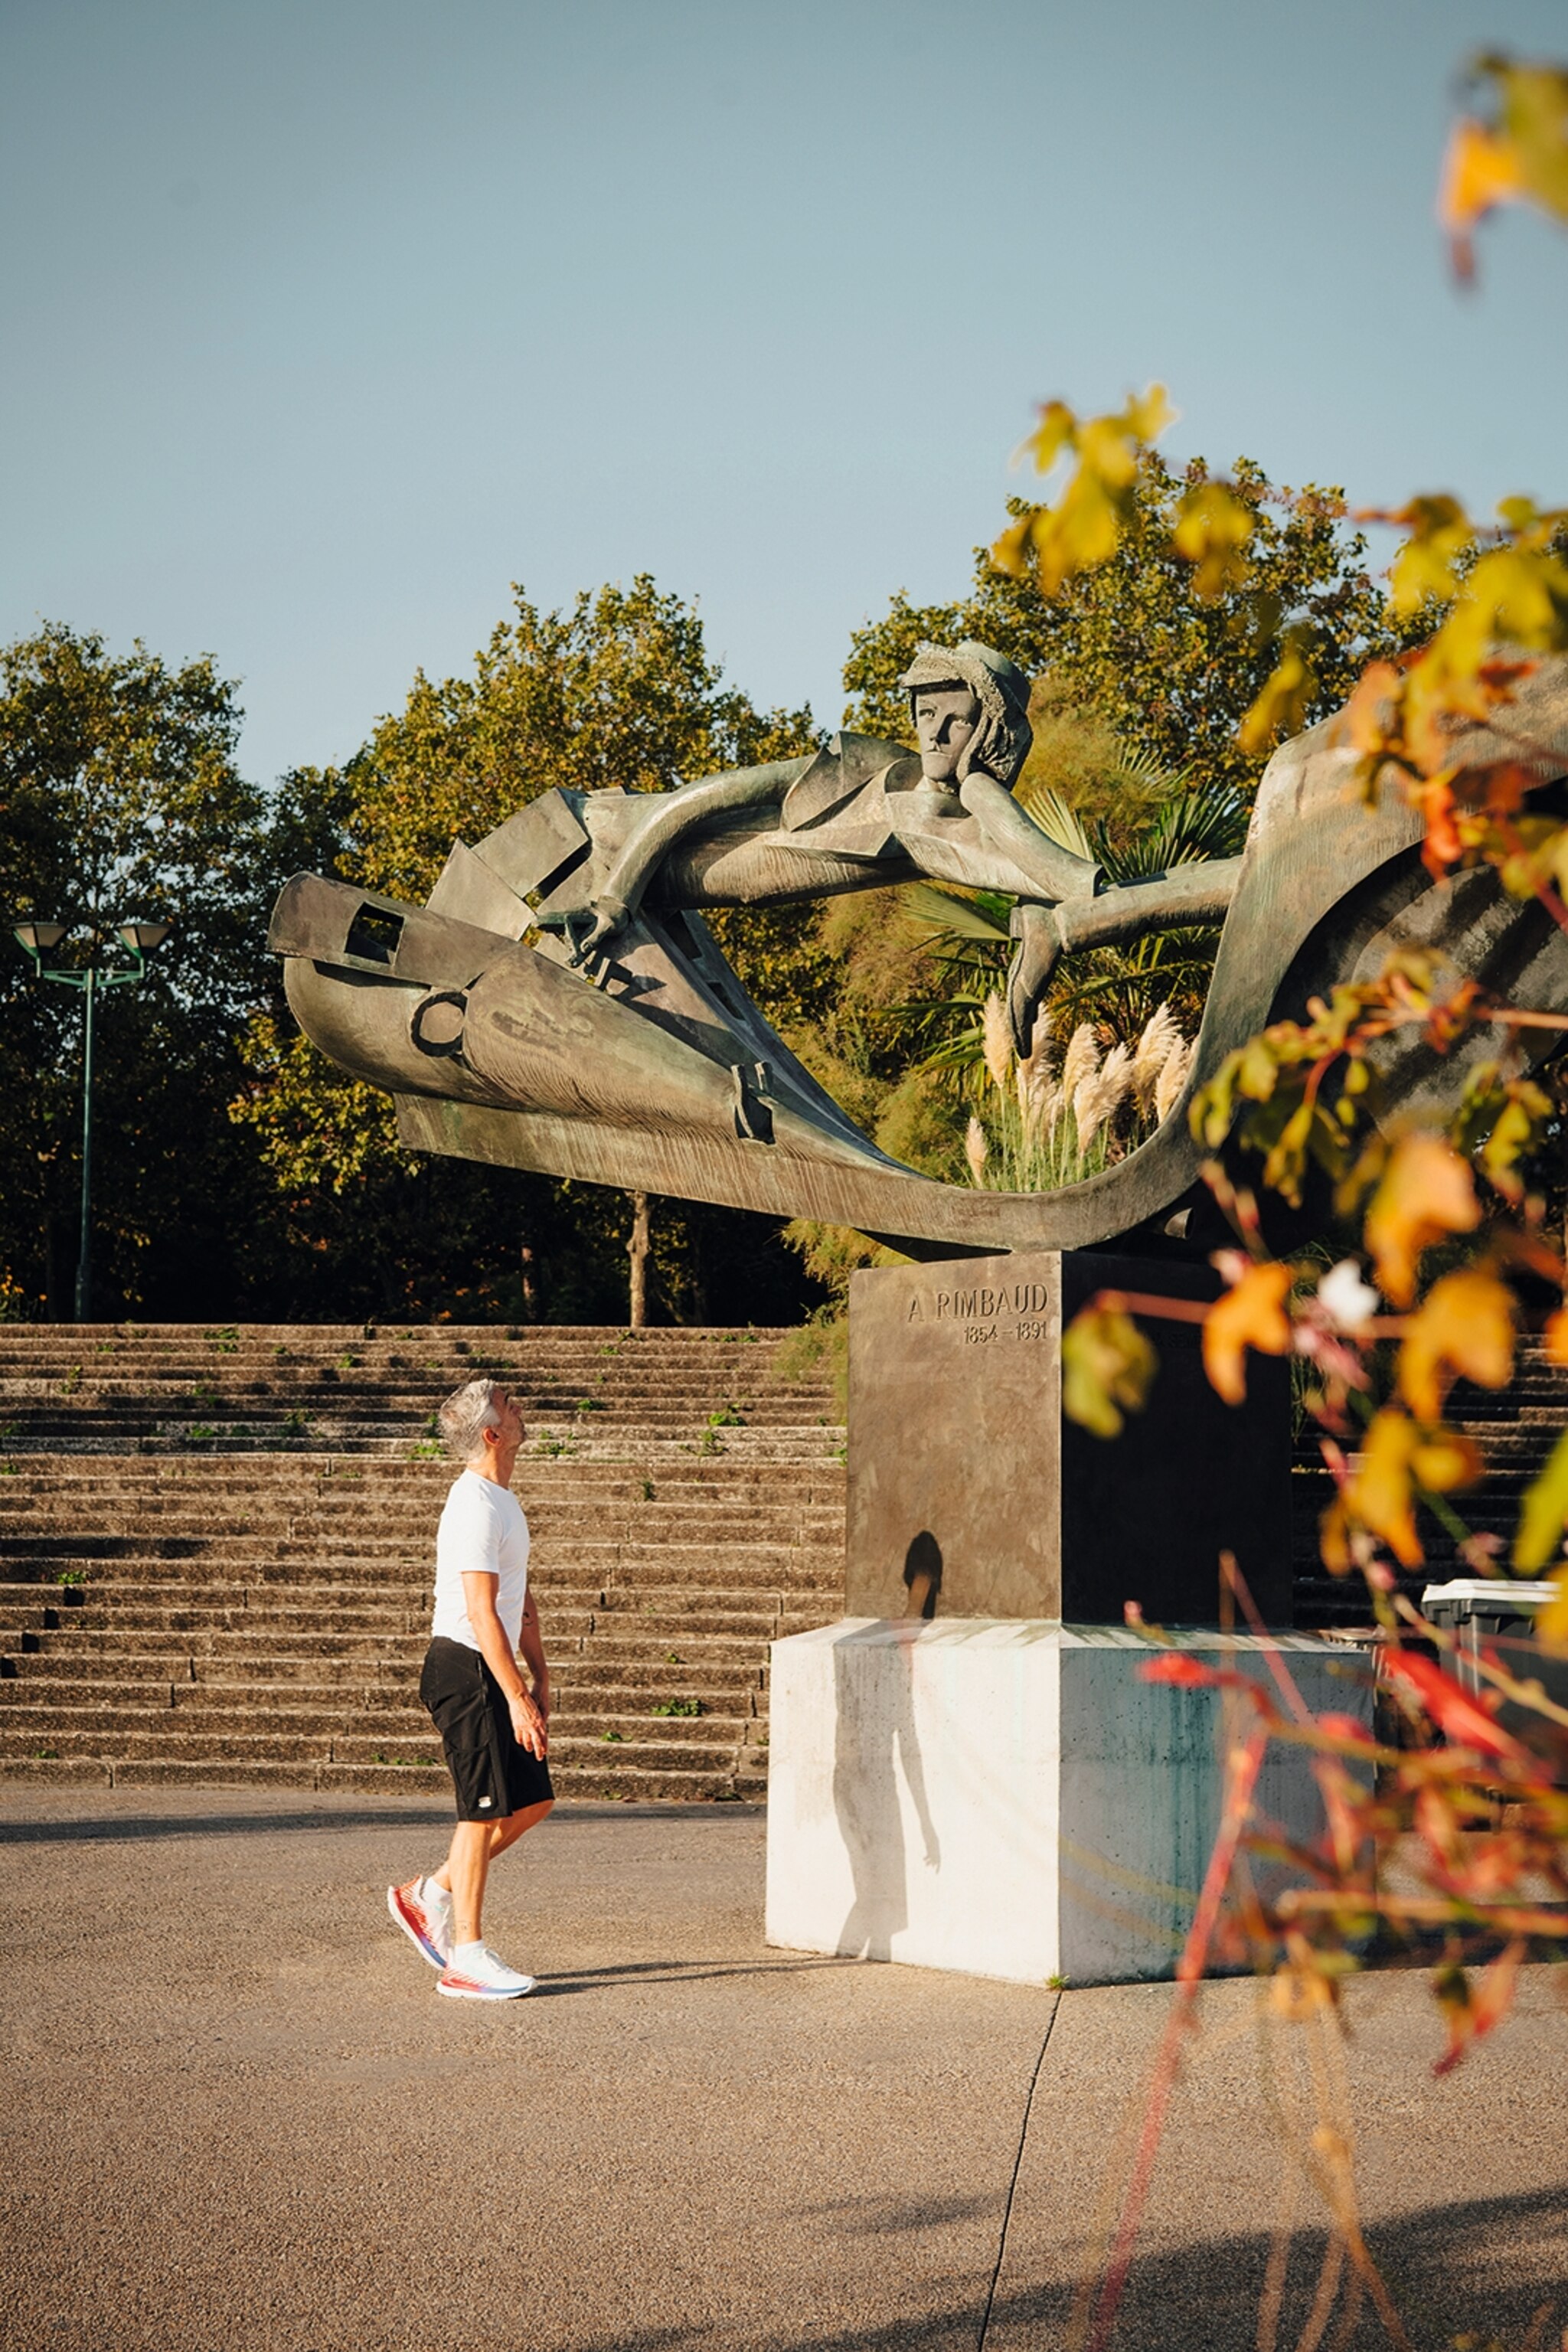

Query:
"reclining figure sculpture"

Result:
[[270, 643, 1568, 1259]]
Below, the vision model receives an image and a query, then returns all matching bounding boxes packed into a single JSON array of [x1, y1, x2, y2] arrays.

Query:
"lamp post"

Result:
[[11, 920, 171, 1321]]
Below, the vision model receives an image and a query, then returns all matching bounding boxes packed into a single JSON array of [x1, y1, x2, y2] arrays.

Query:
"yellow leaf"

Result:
[[1514, 1423, 1568, 1573], [1537, 1563, 1568, 1655], [1348, 1408, 1424, 1567], [1410, 1428, 1482, 1494], [1172, 482, 1255, 603], [1031, 468, 1123, 594], [1202, 1260, 1293, 1406], [1462, 545, 1568, 653], [1497, 58, 1568, 217], [1062, 1305, 1157, 1439], [1383, 495, 1475, 617], [1397, 1269, 1514, 1423], [1238, 636, 1316, 756], [1364, 1133, 1480, 1308], [1002, 385, 1175, 597], [1318, 1495, 1354, 1576], [1077, 413, 1139, 492], [1018, 398, 1077, 478], [1544, 1306, 1568, 1366], [989, 514, 1037, 579], [1123, 382, 1178, 443]]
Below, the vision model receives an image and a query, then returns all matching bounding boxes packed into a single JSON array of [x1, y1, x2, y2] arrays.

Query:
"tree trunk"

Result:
[[519, 1235, 541, 1322], [627, 1191, 650, 1328]]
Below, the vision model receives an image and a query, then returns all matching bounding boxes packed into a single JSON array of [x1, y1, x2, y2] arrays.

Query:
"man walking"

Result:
[[388, 1376, 553, 1999]]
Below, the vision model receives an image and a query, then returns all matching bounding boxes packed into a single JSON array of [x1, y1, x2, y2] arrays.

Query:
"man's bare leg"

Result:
[[433, 1798, 554, 1946]]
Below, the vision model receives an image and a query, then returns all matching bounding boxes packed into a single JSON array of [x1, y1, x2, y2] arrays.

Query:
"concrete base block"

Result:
[[765, 1619, 1372, 1987]]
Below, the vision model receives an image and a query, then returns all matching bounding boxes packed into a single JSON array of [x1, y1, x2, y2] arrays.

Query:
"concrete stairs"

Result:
[[0, 1325, 847, 1801]]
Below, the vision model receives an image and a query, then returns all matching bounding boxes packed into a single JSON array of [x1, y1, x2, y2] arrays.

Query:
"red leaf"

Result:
[[1383, 1650, 1525, 1761], [1140, 1654, 1221, 1687]]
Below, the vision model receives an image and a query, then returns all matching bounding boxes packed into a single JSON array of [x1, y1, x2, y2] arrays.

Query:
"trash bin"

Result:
[[1420, 1578, 1568, 1777]]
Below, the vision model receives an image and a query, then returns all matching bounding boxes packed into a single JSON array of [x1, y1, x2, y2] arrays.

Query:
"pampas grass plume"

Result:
[[965, 1116, 989, 1185], [1060, 1022, 1099, 1106], [1132, 1004, 1181, 1109], [1155, 1035, 1194, 1124], [982, 992, 1013, 1095]]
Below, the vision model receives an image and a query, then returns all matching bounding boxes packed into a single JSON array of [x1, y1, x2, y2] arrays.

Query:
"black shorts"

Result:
[[419, 1637, 554, 1823]]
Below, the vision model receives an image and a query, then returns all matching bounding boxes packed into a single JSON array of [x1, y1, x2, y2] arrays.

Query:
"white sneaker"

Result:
[[388, 1875, 453, 1968], [437, 1942, 536, 2001]]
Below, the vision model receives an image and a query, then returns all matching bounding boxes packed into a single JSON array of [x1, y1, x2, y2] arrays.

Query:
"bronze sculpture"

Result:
[[269, 645, 1568, 1259]]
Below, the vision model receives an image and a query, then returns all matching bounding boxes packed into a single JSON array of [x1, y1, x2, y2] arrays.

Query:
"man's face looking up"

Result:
[[486, 1386, 524, 1459], [913, 687, 981, 786]]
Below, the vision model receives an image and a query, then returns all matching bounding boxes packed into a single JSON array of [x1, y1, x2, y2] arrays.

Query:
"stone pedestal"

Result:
[[764, 1619, 1371, 1987], [846, 1248, 1292, 1628]]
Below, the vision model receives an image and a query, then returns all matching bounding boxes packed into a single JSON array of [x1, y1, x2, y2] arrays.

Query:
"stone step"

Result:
[[0, 1535, 843, 1571], [0, 1463, 845, 1497], [0, 1497, 844, 1531], [0, 1726, 337, 1762], [0, 1324, 835, 1798], [0, 1756, 763, 1802]]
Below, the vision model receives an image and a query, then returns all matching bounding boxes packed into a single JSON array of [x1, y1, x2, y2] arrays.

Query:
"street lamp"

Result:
[[10, 917, 172, 1322]]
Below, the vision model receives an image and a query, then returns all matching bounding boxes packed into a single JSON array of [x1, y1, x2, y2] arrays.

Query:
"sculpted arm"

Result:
[[570, 756, 813, 953]]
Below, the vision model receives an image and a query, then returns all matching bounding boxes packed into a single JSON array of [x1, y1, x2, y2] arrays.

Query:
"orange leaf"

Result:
[[1340, 658, 1402, 759], [1544, 1308, 1568, 1367], [1397, 1269, 1514, 1423], [1439, 119, 1527, 279], [1202, 1260, 1292, 1406], [1364, 1134, 1481, 1308]]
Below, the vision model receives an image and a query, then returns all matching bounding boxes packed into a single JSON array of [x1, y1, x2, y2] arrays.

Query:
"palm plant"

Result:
[[888, 740, 1248, 1096]]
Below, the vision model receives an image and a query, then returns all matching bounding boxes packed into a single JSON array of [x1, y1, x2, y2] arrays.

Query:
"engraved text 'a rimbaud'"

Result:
[[907, 1283, 1052, 1322]]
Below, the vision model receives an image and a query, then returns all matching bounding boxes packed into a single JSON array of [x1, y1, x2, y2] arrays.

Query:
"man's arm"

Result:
[[516, 1591, 550, 1726], [460, 1571, 547, 1759]]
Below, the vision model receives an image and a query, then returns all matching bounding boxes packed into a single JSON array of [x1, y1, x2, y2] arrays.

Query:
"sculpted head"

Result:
[[897, 641, 1032, 791]]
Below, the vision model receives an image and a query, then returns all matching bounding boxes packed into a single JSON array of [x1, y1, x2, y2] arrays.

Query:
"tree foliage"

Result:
[[334, 576, 815, 903], [844, 455, 1405, 802], [0, 625, 273, 1318]]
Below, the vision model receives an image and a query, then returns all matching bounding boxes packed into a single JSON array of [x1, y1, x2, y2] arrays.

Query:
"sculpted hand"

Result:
[[509, 1693, 548, 1759], [1006, 902, 1065, 1056]]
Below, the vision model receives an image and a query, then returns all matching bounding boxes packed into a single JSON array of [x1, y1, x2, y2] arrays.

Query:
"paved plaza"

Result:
[[2, 1789, 1565, 2351]]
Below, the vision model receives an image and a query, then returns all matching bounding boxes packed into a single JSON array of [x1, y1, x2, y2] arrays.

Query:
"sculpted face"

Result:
[[913, 684, 981, 785]]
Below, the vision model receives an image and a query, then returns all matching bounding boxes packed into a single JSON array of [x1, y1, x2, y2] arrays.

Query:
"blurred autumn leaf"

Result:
[[1439, 54, 1568, 280], [1363, 1134, 1481, 1308], [1061, 1302, 1157, 1439], [1202, 1260, 1294, 1406]]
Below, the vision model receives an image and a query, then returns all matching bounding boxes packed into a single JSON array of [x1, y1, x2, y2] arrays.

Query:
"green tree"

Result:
[[0, 624, 272, 1318], [335, 575, 815, 901]]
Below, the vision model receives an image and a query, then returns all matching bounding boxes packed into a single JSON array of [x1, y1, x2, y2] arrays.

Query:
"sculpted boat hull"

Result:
[[270, 662, 1568, 1258]]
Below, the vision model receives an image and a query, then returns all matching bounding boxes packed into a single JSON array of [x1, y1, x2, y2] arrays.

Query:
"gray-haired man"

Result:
[[387, 1377, 553, 1999]]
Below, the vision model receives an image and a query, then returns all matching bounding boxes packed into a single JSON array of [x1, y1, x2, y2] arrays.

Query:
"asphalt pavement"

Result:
[[2, 1788, 1564, 2352]]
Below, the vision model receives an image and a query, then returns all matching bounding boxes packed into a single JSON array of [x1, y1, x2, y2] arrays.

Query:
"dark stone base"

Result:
[[844, 1248, 1292, 1628]]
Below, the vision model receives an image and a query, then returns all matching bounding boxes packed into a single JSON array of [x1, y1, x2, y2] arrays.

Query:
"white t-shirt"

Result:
[[431, 1471, 531, 1651]]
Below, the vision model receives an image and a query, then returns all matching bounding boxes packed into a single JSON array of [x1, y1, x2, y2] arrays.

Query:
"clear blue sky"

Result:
[[3, 0, 1566, 786]]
